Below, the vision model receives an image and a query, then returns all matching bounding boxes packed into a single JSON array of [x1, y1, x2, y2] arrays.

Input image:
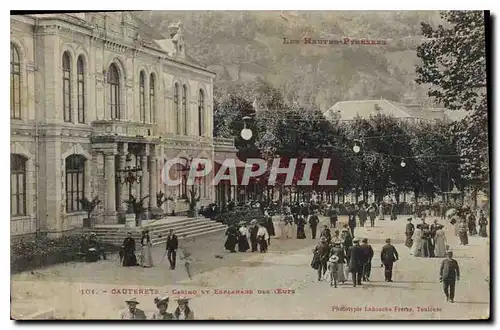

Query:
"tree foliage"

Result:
[[213, 78, 463, 202], [415, 10, 488, 192]]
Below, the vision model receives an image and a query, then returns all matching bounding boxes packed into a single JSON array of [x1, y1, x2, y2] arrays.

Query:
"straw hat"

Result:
[[176, 296, 191, 303], [125, 297, 140, 305], [329, 255, 339, 263], [250, 219, 258, 225], [154, 296, 169, 306]]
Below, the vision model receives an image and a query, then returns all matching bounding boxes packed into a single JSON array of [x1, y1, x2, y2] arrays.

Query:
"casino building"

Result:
[[10, 12, 236, 237]]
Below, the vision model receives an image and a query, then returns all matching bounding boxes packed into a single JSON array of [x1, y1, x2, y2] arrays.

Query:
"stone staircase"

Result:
[[86, 216, 227, 247]]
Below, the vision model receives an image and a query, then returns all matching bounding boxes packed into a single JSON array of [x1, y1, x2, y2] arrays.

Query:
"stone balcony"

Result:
[[92, 120, 155, 138], [214, 137, 237, 153]]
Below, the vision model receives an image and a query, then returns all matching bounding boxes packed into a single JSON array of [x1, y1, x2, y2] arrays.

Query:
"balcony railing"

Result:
[[214, 137, 235, 146], [92, 120, 155, 137]]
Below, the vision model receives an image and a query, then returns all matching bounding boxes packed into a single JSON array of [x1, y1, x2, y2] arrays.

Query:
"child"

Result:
[[327, 255, 340, 288]]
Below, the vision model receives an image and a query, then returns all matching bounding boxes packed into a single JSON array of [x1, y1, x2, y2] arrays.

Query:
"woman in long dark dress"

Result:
[[264, 211, 275, 246], [122, 232, 138, 267], [467, 213, 477, 235], [224, 225, 239, 252], [296, 215, 306, 239], [478, 212, 488, 237], [458, 219, 469, 245]]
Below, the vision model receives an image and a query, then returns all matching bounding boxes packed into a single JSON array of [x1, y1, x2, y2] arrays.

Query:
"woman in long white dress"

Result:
[[444, 218, 459, 249], [378, 203, 385, 220], [410, 227, 423, 256], [140, 230, 153, 268], [434, 226, 447, 257], [279, 215, 287, 239]]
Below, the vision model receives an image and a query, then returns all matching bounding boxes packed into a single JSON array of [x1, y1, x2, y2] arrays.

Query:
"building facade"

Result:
[[10, 12, 236, 237], [324, 99, 467, 124]]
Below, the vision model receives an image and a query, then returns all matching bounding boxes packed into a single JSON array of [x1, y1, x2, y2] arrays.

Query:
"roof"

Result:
[[133, 15, 166, 40], [444, 109, 468, 122], [324, 99, 462, 122]]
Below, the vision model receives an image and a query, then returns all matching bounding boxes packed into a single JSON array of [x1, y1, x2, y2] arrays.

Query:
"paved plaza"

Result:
[[11, 216, 490, 320]]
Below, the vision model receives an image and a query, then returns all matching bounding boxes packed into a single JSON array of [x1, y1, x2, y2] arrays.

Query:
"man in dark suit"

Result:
[[360, 238, 374, 281], [380, 238, 399, 282], [347, 237, 365, 287], [166, 229, 179, 270], [309, 211, 320, 239], [439, 250, 460, 303], [405, 218, 415, 248], [249, 220, 259, 252], [320, 225, 332, 245], [348, 207, 357, 237]]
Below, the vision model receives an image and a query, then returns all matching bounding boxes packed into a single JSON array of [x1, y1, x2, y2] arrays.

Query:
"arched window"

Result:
[[176, 162, 187, 198], [174, 83, 180, 134], [139, 71, 146, 123], [62, 52, 72, 122], [198, 89, 205, 136], [65, 155, 86, 212], [149, 74, 156, 123], [182, 84, 188, 135], [11, 154, 27, 216], [10, 44, 21, 119], [107, 64, 120, 119], [77, 56, 85, 123]]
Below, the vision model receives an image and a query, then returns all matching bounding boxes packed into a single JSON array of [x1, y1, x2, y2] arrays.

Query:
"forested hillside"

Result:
[[137, 11, 442, 110]]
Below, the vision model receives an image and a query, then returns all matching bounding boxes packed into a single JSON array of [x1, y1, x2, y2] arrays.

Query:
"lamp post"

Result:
[[353, 139, 361, 153], [241, 116, 253, 140], [116, 153, 143, 214]]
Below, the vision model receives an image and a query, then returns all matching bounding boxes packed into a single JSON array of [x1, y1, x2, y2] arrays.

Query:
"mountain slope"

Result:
[[137, 11, 442, 109]]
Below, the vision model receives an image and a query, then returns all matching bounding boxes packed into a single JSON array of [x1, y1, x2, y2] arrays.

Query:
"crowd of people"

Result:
[[224, 213, 276, 253], [78, 196, 487, 316], [405, 206, 488, 259], [312, 235, 398, 288], [118, 229, 180, 270], [120, 296, 195, 320]]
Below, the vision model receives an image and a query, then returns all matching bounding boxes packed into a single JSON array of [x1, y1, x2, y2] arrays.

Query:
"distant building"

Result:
[[10, 12, 236, 237], [324, 99, 467, 124]]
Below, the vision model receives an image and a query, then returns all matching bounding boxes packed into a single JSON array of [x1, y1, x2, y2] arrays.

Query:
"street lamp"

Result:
[[400, 159, 406, 168], [116, 153, 143, 213], [241, 116, 253, 140]]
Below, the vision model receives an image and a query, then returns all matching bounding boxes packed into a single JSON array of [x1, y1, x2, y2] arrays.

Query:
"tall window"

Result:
[[198, 89, 205, 136], [174, 83, 180, 134], [108, 64, 120, 119], [65, 155, 86, 212], [10, 44, 21, 119], [182, 85, 188, 135], [139, 71, 146, 123], [203, 173, 208, 198], [149, 74, 156, 123], [176, 162, 187, 198], [62, 52, 72, 122], [11, 154, 26, 216], [77, 56, 85, 123]]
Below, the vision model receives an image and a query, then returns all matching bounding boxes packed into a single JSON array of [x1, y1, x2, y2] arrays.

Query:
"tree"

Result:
[[184, 186, 201, 218], [415, 11, 489, 194], [125, 195, 149, 224], [78, 196, 101, 227]]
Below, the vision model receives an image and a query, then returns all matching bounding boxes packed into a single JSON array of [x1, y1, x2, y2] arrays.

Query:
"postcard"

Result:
[[10, 10, 490, 320]]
